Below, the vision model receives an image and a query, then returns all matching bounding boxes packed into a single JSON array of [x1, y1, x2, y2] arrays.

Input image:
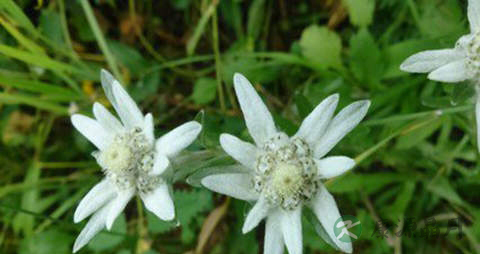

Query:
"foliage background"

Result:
[[0, 0, 479, 253]]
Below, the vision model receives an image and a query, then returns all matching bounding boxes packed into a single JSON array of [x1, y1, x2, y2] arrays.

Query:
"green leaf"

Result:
[[343, 0, 375, 27], [0, 76, 80, 99], [0, 93, 69, 115], [427, 176, 465, 207], [222, 56, 280, 86], [383, 39, 434, 79], [19, 229, 73, 254], [299, 25, 342, 70], [108, 40, 149, 75], [382, 182, 416, 221], [88, 214, 127, 252], [328, 173, 420, 194], [247, 0, 267, 41], [451, 82, 475, 106], [294, 93, 313, 119], [147, 189, 213, 238], [0, 44, 79, 74], [396, 117, 442, 149], [39, 10, 64, 46], [131, 71, 160, 101], [349, 28, 383, 86], [191, 77, 217, 105]]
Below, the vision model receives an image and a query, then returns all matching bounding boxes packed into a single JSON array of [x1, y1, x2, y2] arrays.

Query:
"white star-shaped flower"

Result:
[[71, 70, 201, 252], [201, 73, 370, 254], [400, 0, 480, 150]]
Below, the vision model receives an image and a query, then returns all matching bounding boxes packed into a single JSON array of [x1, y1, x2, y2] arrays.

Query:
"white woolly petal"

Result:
[[201, 173, 259, 201], [105, 188, 135, 230], [156, 121, 202, 157], [111, 79, 144, 129], [295, 94, 339, 147], [151, 154, 170, 176], [93, 103, 124, 133], [315, 156, 355, 179], [233, 73, 277, 145], [100, 69, 118, 109], [400, 49, 464, 73], [141, 183, 175, 221], [220, 134, 257, 169], [74, 179, 116, 223], [314, 100, 371, 158], [264, 210, 284, 254], [310, 185, 353, 253], [280, 208, 302, 254], [72, 203, 110, 253], [427, 59, 471, 83], [469, 0, 480, 32], [71, 114, 112, 150], [476, 98, 480, 152], [242, 196, 269, 233], [144, 113, 155, 144]]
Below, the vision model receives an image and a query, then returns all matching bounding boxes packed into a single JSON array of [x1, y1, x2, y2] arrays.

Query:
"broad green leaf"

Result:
[[39, 10, 64, 46], [19, 229, 73, 254], [418, 0, 465, 39], [222, 56, 280, 86], [131, 71, 160, 101], [299, 25, 342, 70], [383, 39, 434, 79], [108, 40, 149, 75], [349, 28, 383, 87], [192, 77, 217, 105], [147, 189, 212, 243], [343, 0, 375, 27]]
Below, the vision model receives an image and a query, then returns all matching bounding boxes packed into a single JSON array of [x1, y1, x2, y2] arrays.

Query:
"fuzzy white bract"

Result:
[[201, 73, 370, 254], [400, 0, 480, 150], [71, 70, 201, 253]]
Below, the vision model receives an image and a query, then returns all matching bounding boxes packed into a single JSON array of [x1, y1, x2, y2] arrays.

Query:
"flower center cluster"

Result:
[[463, 33, 480, 77], [254, 133, 319, 210], [94, 127, 160, 194]]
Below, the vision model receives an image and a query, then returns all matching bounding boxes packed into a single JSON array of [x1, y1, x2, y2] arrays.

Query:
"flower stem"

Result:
[[211, 5, 226, 113]]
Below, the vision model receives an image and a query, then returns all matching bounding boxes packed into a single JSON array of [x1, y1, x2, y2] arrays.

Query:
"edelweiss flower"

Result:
[[201, 74, 370, 254], [71, 70, 201, 252], [400, 0, 480, 150]]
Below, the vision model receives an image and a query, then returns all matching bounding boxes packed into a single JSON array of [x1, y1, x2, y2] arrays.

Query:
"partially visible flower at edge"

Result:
[[71, 70, 202, 252], [201, 73, 370, 254], [400, 0, 480, 151]]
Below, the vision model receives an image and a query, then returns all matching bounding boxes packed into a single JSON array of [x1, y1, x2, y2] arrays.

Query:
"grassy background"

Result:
[[0, 0, 479, 253]]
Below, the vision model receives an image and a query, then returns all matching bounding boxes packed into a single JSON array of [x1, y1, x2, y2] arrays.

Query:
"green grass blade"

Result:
[[0, 93, 69, 115], [79, 0, 123, 83], [0, 44, 79, 74]]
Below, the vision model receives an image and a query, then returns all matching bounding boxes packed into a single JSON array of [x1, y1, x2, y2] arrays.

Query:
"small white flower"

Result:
[[201, 73, 370, 254], [71, 70, 201, 253], [400, 0, 480, 150]]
